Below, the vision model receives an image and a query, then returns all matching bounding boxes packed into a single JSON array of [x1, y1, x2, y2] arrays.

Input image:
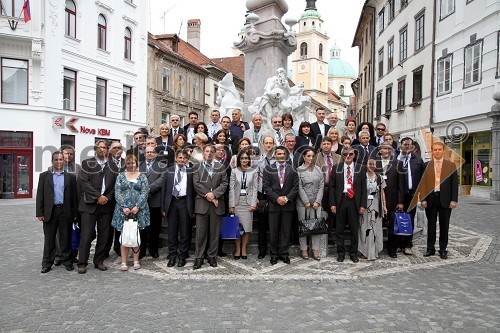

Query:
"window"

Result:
[[464, 40, 482, 87], [397, 79, 405, 107], [440, 0, 455, 19], [178, 74, 186, 97], [376, 91, 382, 117], [378, 48, 384, 79], [400, 28, 407, 62], [63, 68, 76, 111], [1, 58, 28, 105], [192, 78, 199, 102], [415, 14, 425, 51], [97, 14, 106, 50], [65, 0, 76, 38], [437, 55, 452, 95], [412, 67, 423, 103], [96, 78, 106, 116], [162, 67, 170, 92], [1, 0, 24, 17], [319, 43, 323, 59], [61, 134, 75, 149], [388, 40, 394, 71], [378, 9, 385, 34], [161, 112, 169, 124], [300, 42, 308, 58], [122, 86, 131, 120], [364, 71, 367, 88], [388, 1, 395, 21], [497, 32, 500, 78], [340, 85, 345, 96], [124, 28, 132, 60], [385, 86, 392, 113]]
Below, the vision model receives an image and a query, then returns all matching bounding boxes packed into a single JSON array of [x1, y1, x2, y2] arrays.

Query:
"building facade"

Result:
[[0, 0, 148, 199], [432, 0, 500, 198]]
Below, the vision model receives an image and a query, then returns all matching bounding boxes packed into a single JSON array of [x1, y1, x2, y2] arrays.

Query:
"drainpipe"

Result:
[[429, 0, 437, 128], [369, 5, 376, 123]]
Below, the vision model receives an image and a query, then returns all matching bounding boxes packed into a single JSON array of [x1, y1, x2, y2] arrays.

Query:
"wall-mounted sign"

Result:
[[475, 160, 483, 183], [52, 116, 65, 129], [51, 116, 110, 136]]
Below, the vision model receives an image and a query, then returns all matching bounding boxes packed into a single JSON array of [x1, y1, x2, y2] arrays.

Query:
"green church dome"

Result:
[[328, 44, 357, 78], [301, 9, 321, 19]]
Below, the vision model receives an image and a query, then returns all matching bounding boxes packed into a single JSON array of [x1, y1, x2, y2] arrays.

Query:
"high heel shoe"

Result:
[[300, 250, 309, 260], [312, 250, 320, 261], [234, 249, 241, 260]]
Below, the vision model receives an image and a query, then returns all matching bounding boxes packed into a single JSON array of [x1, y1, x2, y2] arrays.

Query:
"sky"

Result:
[[149, 0, 365, 72]]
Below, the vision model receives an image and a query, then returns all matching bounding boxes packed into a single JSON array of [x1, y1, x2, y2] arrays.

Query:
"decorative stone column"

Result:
[[234, 0, 297, 106], [487, 92, 500, 201]]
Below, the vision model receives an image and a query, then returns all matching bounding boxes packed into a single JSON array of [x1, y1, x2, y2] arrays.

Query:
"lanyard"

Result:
[[241, 171, 247, 189]]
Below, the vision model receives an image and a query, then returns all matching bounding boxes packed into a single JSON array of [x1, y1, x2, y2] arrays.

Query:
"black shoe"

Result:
[[350, 256, 359, 263], [423, 250, 436, 257], [41, 267, 51, 273], [94, 263, 108, 271], [439, 251, 448, 259], [258, 252, 266, 259], [65, 264, 74, 271], [234, 255, 240, 260], [150, 251, 160, 259], [71, 250, 79, 262], [217, 251, 227, 257], [270, 256, 278, 265], [167, 257, 176, 267], [389, 252, 397, 258], [193, 259, 203, 270], [207, 257, 217, 267], [337, 256, 345, 262], [77, 266, 87, 274], [328, 240, 335, 246], [54, 259, 62, 266], [281, 256, 290, 264], [241, 255, 248, 260], [177, 258, 187, 267]]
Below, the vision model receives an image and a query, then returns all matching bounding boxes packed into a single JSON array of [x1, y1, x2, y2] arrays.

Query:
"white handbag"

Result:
[[119, 218, 141, 249]]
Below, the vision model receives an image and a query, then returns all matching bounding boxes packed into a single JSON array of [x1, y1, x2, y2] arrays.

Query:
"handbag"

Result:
[[393, 211, 413, 236], [71, 222, 80, 250], [220, 214, 241, 239], [119, 216, 141, 248], [298, 207, 328, 237]]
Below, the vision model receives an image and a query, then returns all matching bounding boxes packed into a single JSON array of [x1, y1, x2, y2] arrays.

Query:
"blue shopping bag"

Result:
[[393, 212, 413, 236], [71, 222, 80, 250], [220, 214, 241, 239]]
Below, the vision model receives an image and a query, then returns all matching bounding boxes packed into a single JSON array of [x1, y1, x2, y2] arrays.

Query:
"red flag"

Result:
[[23, 0, 31, 23]]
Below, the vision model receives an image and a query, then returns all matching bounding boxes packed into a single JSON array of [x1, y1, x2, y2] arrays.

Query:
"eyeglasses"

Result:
[[171, 119, 179, 122], [273, 121, 282, 124], [376, 128, 385, 131], [342, 152, 355, 156]]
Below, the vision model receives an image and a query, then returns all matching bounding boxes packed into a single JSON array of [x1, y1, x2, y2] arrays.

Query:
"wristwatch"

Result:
[[284, 197, 289, 203]]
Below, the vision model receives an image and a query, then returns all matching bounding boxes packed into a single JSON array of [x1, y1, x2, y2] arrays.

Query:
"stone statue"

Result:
[[216, 73, 243, 118], [287, 82, 312, 131]]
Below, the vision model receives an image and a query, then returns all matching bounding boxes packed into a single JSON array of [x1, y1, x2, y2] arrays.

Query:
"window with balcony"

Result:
[[1, 58, 28, 105], [415, 14, 425, 51], [122, 85, 131, 120], [464, 40, 482, 87], [124, 27, 132, 60], [97, 14, 107, 50], [96, 78, 106, 116], [437, 55, 452, 95], [65, 0, 76, 38], [63, 68, 76, 111]]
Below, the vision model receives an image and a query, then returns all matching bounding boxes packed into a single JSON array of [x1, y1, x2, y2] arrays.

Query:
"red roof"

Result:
[[328, 88, 342, 102], [210, 56, 245, 81]]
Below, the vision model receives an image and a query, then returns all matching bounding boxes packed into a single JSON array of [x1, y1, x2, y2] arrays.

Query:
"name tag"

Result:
[[346, 184, 352, 189], [368, 195, 374, 200], [162, 150, 168, 155], [382, 175, 387, 180], [240, 189, 247, 194], [252, 143, 259, 148]]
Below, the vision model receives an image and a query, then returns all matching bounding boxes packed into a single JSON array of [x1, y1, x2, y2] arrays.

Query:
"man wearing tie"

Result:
[[77, 140, 117, 274], [310, 107, 330, 141], [162, 150, 195, 267], [243, 113, 264, 147], [139, 146, 168, 259], [329, 146, 367, 263], [421, 141, 458, 259], [192, 145, 228, 269], [169, 115, 184, 140], [354, 131, 376, 166], [36, 151, 78, 273], [208, 110, 222, 140], [271, 115, 285, 146], [262, 146, 299, 265], [397, 137, 424, 255], [107, 140, 125, 257], [374, 123, 387, 147]]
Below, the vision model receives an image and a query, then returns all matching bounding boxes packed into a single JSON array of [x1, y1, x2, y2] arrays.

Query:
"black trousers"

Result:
[[268, 210, 292, 257], [425, 193, 452, 252], [385, 210, 398, 255], [78, 207, 112, 266], [42, 206, 72, 268], [167, 198, 190, 259], [140, 206, 162, 254], [400, 191, 417, 249], [257, 192, 268, 254], [322, 186, 335, 241], [336, 195, 359, 257]]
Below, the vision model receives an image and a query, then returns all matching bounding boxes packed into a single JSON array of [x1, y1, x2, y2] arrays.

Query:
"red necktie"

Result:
[[347, 165, 354, 199], [279, 164, 285, 187], [326, 155, 333, 185]]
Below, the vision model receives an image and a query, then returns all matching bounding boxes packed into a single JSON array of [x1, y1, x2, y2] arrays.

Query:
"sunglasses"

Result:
[[376, 128, 385, 131], [273, 121, 282, 124], [342, 152, 355, 156]]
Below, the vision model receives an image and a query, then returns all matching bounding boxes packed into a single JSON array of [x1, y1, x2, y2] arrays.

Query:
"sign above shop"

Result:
[[52, 116, 65, 129], [51, 116, 111, 136], [66, 117, 79, 133]]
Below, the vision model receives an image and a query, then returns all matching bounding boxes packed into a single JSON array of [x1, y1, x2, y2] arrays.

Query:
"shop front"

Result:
[[0, 131, 33, 199]]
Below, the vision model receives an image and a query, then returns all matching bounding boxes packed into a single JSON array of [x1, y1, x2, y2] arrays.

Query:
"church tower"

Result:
[[292, 0, 329, 105]]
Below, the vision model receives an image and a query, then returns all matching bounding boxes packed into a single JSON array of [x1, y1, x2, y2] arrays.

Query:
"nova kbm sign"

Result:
[[52, 116, 110, 136]]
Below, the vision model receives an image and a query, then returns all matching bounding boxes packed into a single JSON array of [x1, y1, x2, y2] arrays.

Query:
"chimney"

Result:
[[187, 19, 201, 50]]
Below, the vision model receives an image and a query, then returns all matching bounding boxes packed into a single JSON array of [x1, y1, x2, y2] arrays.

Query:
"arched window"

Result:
[[340, 85, 345, 96], [97, 14, 107, 50], [300, 42, 308, 58], [65, 0, 76, 38], [319, 43, 323, 59], [124, 27, 132, 60]]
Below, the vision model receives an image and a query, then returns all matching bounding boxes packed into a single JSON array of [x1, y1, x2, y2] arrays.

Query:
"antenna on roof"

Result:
[[178, 20, 183, 36]]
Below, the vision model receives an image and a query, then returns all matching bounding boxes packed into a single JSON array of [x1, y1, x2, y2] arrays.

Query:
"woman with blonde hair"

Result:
[[190, 132, 208, 163]]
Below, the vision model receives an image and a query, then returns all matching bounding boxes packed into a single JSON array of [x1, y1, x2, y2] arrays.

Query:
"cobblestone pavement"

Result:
[[1, 196, 499, 332]]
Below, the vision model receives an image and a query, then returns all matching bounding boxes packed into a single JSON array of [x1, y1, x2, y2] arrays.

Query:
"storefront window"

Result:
[[473, 133, 492, 187], [0, 131, 32, 148]]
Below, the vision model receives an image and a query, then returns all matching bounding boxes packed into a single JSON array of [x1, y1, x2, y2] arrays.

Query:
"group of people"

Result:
[[36, 107, 459, 273]]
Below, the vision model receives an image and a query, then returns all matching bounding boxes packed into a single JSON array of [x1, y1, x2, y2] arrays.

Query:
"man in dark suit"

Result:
[[192, 145, 229, 269], [421, 141, 458, 260], [169, 114, 184, 140], [107, 140, 125, 257], [77, 140, 117, 274], [310, 107, 330, 141], [375, 142, 405, 258], [397, 137, 424, 255], [262, 146, 299, 265], [126, 131, 146, 162], [162, 150, 195, 267], [329, 145, 367, 263], [139, 146, 168, 259], [36, 151, 78, 273], [213, 144, 232, 257], [353, 130, 377, 166], [221, 116, 239, 153]]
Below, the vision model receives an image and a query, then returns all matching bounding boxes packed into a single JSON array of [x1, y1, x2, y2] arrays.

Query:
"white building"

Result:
[[432, 0, 500, 198], [0, 0, 148, 199], [372, 0, 434, 155]]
